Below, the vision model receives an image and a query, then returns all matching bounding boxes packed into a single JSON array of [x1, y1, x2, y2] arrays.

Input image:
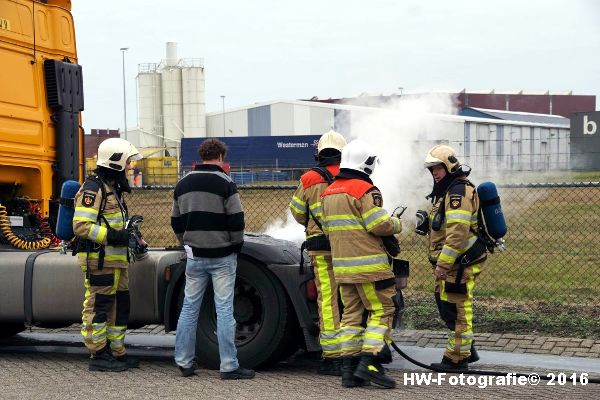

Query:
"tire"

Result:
[[176, 257, 298, 369], [0, 324, 25, 338]]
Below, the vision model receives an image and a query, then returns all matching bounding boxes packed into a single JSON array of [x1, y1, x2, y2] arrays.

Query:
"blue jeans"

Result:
[[174, 253, 239, 372]]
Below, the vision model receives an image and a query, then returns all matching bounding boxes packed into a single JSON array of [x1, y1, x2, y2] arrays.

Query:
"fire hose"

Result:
[[389, 339, 600, 384]]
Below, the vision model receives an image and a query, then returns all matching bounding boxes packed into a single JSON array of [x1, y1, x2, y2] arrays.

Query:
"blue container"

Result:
[[256, 171, 289, 181], [56, 180, 81, 240], [181, 135, 320, 170], [477, 181, 507, 240], [231, 172, 256, 185]]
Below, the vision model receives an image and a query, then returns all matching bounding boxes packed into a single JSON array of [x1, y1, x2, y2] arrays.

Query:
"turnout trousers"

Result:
[[311, 254, 342, 358], [435, 263, 482, 363], [81, 266, 130, 356], [337, 282, 396, 357]]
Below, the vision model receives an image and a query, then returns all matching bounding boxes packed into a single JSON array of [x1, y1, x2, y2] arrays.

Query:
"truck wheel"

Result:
[[0, 324, 25, 338], [177, 258, 298, 369]]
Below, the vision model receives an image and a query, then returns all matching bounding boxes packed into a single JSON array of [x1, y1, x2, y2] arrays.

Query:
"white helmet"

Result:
[[97, 138, 143, 172], [340, 139, 379, 175], [317, 130, 346, 155]]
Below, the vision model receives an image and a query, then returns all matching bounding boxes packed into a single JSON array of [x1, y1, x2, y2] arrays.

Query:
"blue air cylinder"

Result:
[[56, 180, 81, 240], [476, 181, 507, 240]]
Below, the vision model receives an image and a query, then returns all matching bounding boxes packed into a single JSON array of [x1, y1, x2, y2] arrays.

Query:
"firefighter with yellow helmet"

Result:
[[289, 130, 347, 375], [73, 138, 146, 372], [320, 139, 402, 389], [416, 144, 487, 370]]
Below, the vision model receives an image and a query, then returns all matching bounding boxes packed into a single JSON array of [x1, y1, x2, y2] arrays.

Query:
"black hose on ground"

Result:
[[390, 341, 600, 384]]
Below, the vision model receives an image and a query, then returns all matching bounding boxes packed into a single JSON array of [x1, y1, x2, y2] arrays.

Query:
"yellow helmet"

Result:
[[317, 130, 347, 155], [424, 144, 461, 174]]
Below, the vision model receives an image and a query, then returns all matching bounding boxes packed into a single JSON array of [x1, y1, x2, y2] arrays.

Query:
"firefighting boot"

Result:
[[341, 357, 369, 388], [116, 354, 140, 369], [468, 343, 480, 363], [318, 357, 342, 376], [89, 346, 128, 372], [430, 356, 469, 371], [353, 354, 396, 389]]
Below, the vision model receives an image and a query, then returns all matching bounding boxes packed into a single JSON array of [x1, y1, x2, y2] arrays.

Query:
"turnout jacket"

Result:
[[171, 164, 244, 258], [73, 178, 129, 269], [289, 164, 339, 255], [428, 178, 482, 270], [320, 175, 402, 284]]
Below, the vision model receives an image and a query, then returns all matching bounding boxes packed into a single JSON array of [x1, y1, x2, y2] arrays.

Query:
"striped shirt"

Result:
[[171, 164, 244, 258]]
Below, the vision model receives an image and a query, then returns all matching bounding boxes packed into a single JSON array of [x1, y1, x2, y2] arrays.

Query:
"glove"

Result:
[[107, 228, 131, 246], [382, 235, 400, 257], [415, 210, 429, 236]]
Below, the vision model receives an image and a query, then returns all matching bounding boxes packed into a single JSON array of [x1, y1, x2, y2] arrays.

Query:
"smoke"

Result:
[[345, 93, 458, 229], [262, 210, 305, 245]]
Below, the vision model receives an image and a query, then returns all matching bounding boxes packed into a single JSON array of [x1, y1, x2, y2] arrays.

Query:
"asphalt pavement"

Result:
[[1, 332, 599, 399]]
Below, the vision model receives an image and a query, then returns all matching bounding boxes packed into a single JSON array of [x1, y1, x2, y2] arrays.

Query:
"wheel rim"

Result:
[[202, 277, 264, 347]]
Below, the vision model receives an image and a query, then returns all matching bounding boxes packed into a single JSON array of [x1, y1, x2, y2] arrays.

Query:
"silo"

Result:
[[182, 63, 206, 137], [137, 63, 163, 147], [161, 42, 184, 150]]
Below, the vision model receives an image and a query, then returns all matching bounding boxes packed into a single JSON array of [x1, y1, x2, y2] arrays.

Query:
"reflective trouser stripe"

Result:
[[107, 326, 126, 351], [361, 283, 388, 353], [338, 282, 395, 357], [438, 264, 480, 362], [313, 255, 341, 357], [82, 268, 126, 354]]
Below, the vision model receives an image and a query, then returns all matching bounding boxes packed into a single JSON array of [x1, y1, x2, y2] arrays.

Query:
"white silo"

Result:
[[182, 63, 206, 137], [161, 43, 184, 149], [137, 63, 163, 147]]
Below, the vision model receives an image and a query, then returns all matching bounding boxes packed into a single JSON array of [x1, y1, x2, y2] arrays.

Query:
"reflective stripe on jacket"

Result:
[[73, 178, 128, 269], [321, 178, 401, 284], [289, 165, 339, 254], [428, 179, 481, 270]]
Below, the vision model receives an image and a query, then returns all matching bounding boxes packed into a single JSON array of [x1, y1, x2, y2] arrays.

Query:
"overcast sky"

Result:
[[71, 0, 600, 131]]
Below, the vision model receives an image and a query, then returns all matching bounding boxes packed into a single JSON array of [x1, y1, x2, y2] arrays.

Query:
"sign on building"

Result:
[[570, 111, 600, 170]]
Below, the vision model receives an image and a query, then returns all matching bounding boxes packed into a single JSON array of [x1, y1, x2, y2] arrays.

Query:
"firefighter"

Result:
[[289, 130, 347, 375], [73, 138, 145, 372], [417, 144, 486, 370], [320, 139, 402, 389]]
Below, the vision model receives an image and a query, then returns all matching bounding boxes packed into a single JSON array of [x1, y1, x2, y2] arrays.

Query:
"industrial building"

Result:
[[185, 100, 571, 175]]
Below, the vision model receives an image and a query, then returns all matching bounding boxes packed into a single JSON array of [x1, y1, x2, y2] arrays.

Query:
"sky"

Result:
[[71, 0, 600, 132]]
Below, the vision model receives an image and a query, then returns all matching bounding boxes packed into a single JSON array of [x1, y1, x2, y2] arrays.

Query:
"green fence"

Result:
[[127, 182, 600, 338]]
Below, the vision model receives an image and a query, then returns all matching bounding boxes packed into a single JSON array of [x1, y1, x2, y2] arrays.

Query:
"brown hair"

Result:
[[198, 139, 228, 161]]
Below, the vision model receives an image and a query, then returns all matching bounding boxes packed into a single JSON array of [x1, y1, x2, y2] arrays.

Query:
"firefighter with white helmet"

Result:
[[289, 130, 347, 375], [320, 139, 402, 389], [73, 137, 146, 372], [416, 144, 487, 370]]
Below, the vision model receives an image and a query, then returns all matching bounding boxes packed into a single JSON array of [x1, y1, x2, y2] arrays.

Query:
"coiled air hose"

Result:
[[390, 341, 600, 384], [0, 203, 51, 250]]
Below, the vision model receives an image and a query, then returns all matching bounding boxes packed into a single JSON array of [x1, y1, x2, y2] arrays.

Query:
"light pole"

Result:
[[120, 47, 129, 140], [220, 95, 226, 136]]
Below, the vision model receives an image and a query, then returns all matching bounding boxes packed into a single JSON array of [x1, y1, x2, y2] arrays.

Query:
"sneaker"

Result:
[[178, 361, 199, 377], [318, 358, 342, 376], [353, 354, 396, 389], [430, 356, 469, 371], [116, 355, 140, 369], [89, 346, 128, 372], [220, 367, 255, 380]]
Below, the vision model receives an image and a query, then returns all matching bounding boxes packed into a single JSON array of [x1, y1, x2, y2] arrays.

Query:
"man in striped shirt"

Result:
[[171, 139, 254, 380]]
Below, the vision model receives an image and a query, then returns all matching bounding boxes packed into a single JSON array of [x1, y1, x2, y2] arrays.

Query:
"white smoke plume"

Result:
[[347, 93, 458, 229], [262, 209, 305, 245]]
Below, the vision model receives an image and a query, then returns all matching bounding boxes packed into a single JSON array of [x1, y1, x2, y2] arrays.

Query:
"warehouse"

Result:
[[181, 101, 571, 181]]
